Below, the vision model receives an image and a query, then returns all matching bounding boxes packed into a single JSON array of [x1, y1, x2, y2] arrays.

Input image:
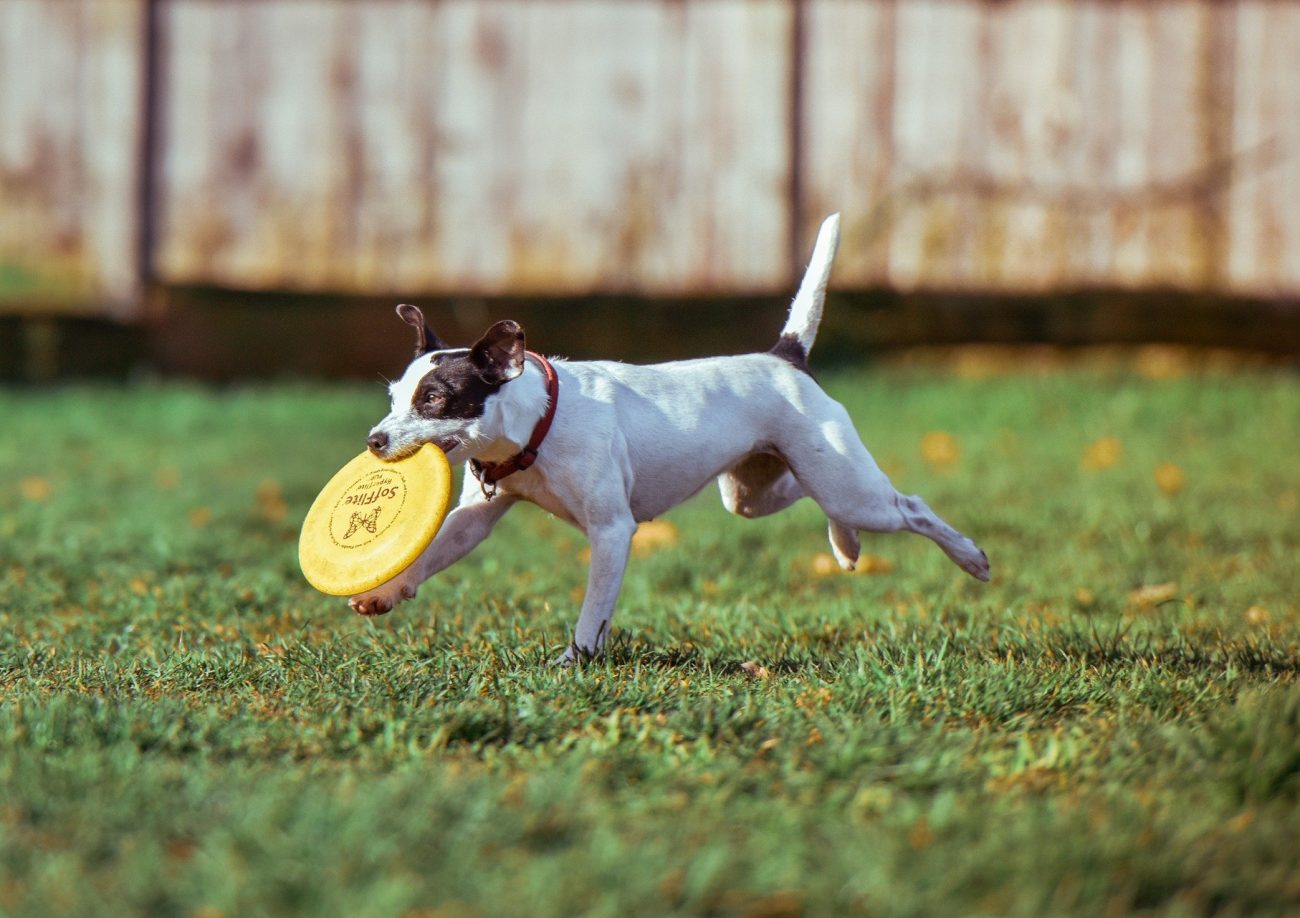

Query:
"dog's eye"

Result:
[[425, 392, 443, 408]]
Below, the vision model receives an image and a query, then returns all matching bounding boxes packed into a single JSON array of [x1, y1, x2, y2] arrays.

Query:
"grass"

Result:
[[1, 359, 1298, 916]]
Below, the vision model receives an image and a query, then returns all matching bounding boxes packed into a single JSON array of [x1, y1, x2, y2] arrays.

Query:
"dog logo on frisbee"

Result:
[[342, 507, 382, 540], [328, 469, 407, 548]]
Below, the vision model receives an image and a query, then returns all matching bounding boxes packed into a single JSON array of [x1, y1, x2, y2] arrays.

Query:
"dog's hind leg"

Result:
[[890, 492, 990, 581], [824, 486, 989, 581], [786, 405, 991, 581]]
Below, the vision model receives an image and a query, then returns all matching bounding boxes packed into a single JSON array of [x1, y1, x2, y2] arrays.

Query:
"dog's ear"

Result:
[[469, 320, 526, 383], [396, 304, 448, 356]]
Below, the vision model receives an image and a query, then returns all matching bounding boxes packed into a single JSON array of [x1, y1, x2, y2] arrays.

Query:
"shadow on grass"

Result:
[[596, 633, 831, 677], [593, 622, 1300, 680], [1046, 626, 1300, 676]]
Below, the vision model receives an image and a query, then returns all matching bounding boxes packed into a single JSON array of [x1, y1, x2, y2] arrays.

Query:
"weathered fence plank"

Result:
[[0, 0, 144, 316], [803, 0, 1297, 297], [155, 0, 792, 295], [1226, 4, 1300, 296], [800, 0, 896, 284]]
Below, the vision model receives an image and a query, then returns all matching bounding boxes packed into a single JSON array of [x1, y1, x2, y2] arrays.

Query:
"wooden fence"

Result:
[[3, 0, 1299, 321], [0, 0, 145, 317]]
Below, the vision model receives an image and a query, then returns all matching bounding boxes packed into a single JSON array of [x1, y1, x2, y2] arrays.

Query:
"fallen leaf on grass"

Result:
[[658, 868, 685, 906], [1127, 582, 1178, 610], [740, 661, 770, 679], [1082, 437, 1122, 471], [907, 817, 935, 850], [583, 521, 680, 562], [811, 553, 839, 576], [255, 479, 288, 522], [1154, 463, 1185, 495], [632, 519, 678, 556], [18, 476, 52, 502], [794, 687, 833, 709], [920, 431, 960, 470], [855, 554, 895, 575], [810, 552, 894, 576], [1226, 809, 1256, 833], [742, 890, 804, 918], [165, 838, 197, 864]]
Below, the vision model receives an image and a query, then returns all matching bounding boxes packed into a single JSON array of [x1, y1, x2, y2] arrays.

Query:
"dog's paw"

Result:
[[940, 534, 991, 583], [552, 642, 602, 667], [348, 579, 417, 617], [349, 595, 393, 617], [962, 547, 991, 582]]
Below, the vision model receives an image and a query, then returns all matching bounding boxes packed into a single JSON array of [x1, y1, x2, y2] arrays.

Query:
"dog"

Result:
[[351, 214, 990, 661]]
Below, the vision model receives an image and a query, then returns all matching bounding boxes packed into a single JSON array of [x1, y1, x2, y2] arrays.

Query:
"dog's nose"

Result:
[[367, 431, 389, 454]]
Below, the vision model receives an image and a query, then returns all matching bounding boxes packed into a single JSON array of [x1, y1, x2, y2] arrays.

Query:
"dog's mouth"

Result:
[[371, 435, 463, 463]]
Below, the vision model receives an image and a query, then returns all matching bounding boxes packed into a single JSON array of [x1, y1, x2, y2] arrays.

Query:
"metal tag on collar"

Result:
[[470, 459, 498, 501]]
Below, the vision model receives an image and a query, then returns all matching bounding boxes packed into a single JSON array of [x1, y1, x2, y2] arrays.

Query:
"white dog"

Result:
[[352, 214, 990, 661]]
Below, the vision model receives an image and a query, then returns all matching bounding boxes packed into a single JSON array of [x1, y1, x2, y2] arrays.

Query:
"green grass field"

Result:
[[2, 360, 1298, 916]]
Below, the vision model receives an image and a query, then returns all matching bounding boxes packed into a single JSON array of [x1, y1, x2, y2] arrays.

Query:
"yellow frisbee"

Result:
[[298, 443, 453, 596]]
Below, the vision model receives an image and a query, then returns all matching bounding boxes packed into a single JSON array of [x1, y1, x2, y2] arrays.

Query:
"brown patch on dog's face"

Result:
[[411, 350, 504, 420], [409, 320, 527, 420]]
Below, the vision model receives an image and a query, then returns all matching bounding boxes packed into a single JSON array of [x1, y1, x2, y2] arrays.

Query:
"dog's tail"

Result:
[[777, 213, 841, 361]]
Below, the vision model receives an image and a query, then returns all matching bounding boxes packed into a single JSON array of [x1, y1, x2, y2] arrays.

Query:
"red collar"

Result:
[[470, 351, 559, 498]]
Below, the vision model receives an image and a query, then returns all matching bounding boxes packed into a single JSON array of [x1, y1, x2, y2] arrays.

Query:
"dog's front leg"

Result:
[[349, 491, 516, 617], [558, 516, 637, 663]]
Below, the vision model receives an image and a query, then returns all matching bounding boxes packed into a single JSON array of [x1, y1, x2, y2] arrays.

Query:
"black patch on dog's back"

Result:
[[769, 333, 812, 377], [412, 350, 504, 420]]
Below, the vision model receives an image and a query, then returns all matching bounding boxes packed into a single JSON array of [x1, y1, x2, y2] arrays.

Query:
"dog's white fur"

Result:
[[352, 214, 990, 660]]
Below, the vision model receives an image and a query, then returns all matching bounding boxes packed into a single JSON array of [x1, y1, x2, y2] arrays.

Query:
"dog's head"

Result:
[[366, 304, 527, 463]]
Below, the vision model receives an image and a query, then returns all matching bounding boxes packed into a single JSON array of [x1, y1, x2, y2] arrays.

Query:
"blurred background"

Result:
[[2, 0, 1299, 380]]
